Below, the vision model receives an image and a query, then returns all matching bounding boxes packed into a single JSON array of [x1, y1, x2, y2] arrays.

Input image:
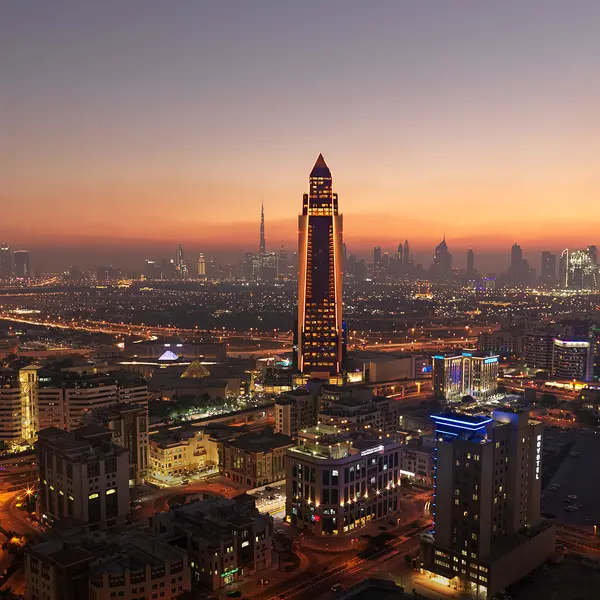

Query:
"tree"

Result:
[[0, 586, 24, 600], [539, 393, 558, 408]]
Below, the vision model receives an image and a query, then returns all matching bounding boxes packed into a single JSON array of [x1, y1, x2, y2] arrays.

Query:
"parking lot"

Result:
[[542, 427, 600, 527], [249, 481, 286, 515]]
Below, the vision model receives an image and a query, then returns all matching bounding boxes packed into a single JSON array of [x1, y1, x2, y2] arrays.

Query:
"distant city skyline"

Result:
[[1, 235, 597, 276], [3, 1, 600, 271]]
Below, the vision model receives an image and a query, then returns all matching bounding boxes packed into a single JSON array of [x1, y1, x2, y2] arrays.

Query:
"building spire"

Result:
[[310, 153, 331, 178], [260, 198, 266, 254]]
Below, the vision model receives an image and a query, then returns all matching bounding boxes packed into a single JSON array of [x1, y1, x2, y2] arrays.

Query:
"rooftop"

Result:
[[224, 427, 294, 453], [337, 578, 412, 600]]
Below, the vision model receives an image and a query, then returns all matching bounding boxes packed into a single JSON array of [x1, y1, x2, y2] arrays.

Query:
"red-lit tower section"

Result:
[[296, 154, 343, 378]]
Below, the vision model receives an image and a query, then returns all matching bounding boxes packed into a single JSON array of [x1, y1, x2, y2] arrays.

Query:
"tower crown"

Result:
[[310, 153, 331, 178]]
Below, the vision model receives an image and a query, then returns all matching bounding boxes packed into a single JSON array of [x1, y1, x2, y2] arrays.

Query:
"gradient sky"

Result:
[[3, 1, 600, 272]]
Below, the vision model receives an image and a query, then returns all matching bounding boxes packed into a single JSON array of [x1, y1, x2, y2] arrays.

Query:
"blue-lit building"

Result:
[[432, 351, 499, 401], [420, 409, 555, 598]]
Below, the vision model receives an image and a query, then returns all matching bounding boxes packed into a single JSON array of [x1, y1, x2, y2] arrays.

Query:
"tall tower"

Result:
[[197, 253, 206, 278], [0, 243, 12, 279], [466, 247, 474, 276], [13, 250, 30, 279], [296, 154, 343, 379], [403, 239, 410, 268], [175, 244, 187, 278], [260, 200, 266, 255]]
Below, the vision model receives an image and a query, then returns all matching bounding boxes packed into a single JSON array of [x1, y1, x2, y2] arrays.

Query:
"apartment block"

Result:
[[37, 425, 130, 531]]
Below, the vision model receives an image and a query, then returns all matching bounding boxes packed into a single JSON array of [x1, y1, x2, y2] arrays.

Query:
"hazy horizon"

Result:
[[3, 1, 600, 273]]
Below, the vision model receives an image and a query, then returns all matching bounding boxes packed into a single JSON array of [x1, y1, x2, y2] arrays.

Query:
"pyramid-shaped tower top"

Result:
[[310, 153, 331, 178]]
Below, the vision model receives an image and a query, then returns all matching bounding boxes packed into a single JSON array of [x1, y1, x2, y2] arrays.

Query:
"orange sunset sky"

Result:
[[3, 1, 600, 272]]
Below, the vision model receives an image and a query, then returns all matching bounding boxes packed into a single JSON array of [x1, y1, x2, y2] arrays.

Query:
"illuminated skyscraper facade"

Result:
[[296, 154, 343, 379]]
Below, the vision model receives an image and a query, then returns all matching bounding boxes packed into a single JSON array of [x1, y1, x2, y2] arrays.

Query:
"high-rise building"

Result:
[[396, 243, 403, 263], [568, 249, 598, 289], [587, 244, 597, 265], [507, 243, 524, 284], [0, 365, 38, 450], [432, 352, 499, 401], [0, 243, 12, 279], [403, 240, 410, 268], [430, 236, 453, 280], [552, 339, 593, 381], [559, 249, 569, 287], [466, 248, 474, 276], [260, 200, 266, 254], [296, 154, 344, 379], [420, 410, 555, 598], [540, 251, 556, 283], [373, 246, 382, 267], [197, 252, 206, 278], [37, 425, 130, 530], [510, 243, 522, 270], [13, 249, 30, 279], [175, 244, 187, 278], [252, 251, 278, 281]]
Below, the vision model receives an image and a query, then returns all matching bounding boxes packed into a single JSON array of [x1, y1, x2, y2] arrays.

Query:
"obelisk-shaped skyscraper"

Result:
[[295, 154, 344, 379]]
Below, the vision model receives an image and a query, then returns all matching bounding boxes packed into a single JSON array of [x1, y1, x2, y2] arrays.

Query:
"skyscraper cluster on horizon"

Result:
[[0, 243, 31, 280]]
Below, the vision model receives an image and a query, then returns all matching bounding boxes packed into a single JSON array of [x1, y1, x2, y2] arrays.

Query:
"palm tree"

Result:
[[0, 587, 23, 600]]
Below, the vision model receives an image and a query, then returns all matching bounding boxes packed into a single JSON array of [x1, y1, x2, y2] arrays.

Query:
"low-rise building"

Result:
[[25, 527, 190, 600], [285, 426, 402, 536], [399, 437, 434, 487], [219, 427, 294, 488], [153, 495, 272, 590], [149, 426, 219, 484], [37, 425, 130, 531], [348, 351, 417, 383]]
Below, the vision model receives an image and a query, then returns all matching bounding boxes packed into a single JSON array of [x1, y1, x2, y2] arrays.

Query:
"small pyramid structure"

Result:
[[158, 349, 179, 361], [181, 359, 211, 379]]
